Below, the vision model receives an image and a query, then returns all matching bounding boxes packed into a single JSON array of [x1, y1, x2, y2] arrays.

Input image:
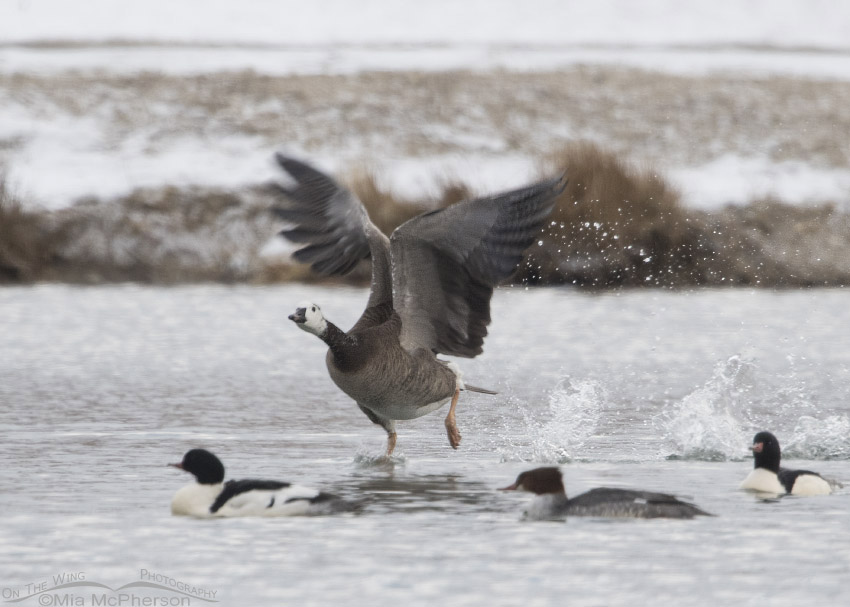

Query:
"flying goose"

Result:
[[169, 449, 354, 517], [501, 467, 712, 520], [739, 431, 834, 496], [272, 155, 565, 455]]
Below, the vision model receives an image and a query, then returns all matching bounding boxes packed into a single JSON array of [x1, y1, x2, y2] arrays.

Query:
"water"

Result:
[[1, 285, 848, 606]]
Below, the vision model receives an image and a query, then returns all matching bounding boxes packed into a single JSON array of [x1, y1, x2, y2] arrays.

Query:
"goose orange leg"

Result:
[[386, 432, 397, 457], [357, 403, 398, 457], [444, 388, 462, 449]]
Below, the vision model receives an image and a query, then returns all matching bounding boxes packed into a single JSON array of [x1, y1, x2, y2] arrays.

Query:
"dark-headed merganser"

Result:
[[169, 449, 354, 517], [739, 431, 833, 496], [501, 467, 711, 520]]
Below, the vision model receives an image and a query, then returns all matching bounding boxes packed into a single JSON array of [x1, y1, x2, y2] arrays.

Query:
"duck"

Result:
[[272, 155, 565, 456], [501, 467, 712, 520], [169, 449, 354, 517], [739, 431, 833, 496]]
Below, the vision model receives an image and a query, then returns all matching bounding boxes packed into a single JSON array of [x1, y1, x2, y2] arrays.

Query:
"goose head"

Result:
[[289, 302, 328, 336]]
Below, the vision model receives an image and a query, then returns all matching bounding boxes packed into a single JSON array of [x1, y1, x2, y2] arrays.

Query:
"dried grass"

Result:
[[0, 176, 65, 282], [7, 67, 848, 170], [344, 167, 473, 231], [518, 141, 710, 287], [345, 168, 428, 235], [2, 146, 849, 288], [40, 186, 275, 284], [697, 198, 850, 287]]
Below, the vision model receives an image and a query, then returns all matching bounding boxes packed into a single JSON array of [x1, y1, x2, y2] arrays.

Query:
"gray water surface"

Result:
[[1, 285, 848, 606]]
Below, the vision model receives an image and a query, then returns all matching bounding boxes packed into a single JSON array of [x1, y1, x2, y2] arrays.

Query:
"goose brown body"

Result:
[[324, 310, 458, 421], [274, 155, 565, 453]]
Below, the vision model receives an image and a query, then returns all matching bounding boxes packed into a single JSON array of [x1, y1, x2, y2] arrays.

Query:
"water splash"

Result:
[[499, 378, 604, 463], [659, 355, 755, 461], [352, 449, 406, 468], [785, 415, 850, 460], [659, 354, 850, 461]]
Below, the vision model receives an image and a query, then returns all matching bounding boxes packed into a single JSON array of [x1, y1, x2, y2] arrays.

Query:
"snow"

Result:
[[671, 157, 850, 209], [373, 154, 539, 202], [1, 0, 849, 209], [9, 134, 277, 208], [12, 145, 847, 212], [4, 45, 850, 81], [4, 0, 850, 49], [4, 1, 850, 79]]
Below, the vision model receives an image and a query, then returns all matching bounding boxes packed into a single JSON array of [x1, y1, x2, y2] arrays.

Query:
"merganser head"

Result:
[[501, 467, 566, 495], [169, 449, 225, 484], [288, 302, 327, 336], [751, 431, 781, 473]]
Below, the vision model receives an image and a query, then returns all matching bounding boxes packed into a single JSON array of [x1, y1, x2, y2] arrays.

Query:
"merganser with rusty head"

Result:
[[501, 467, 711, 520]]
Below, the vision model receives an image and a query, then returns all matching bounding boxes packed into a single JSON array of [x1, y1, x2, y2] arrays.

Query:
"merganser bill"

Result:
[[501, 467, 711, 520], [169, 449, 354, 517], [739, 431, 834, 496]]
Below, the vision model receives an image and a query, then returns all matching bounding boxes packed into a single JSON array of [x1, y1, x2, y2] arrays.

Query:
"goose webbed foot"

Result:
[[444, 388, 462, 449]]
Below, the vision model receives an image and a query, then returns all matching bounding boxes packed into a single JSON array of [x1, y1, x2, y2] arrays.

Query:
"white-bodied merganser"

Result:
[[739, 431, 833, 496], [169, 449, 354, 517], [501, 467, 711, 520]]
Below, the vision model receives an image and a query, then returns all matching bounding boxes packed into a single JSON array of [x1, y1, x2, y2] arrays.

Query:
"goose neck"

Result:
[[321, 321, 355, 351]]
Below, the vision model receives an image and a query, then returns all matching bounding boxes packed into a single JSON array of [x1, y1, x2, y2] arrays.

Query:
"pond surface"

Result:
[[1, 285, 848, 606]]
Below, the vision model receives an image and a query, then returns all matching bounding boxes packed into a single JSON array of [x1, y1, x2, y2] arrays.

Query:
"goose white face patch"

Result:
[[293, 302, 327, 336]]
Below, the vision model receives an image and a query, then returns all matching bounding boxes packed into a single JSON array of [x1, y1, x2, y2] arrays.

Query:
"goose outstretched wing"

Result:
[[271, 154, 392, 325], [390, 174, 565, 357]]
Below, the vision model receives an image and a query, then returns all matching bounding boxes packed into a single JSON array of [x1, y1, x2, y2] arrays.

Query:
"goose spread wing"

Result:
[[271, 155, 392, 323], [390, 174, 565, 357]]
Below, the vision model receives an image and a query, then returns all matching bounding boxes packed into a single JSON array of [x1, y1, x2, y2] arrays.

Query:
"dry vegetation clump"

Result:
[[0, 176, 68, 283], [10, 68, 848, 169], [0, 167, 473, 286], [345, 167, 473, 231], [346, 168, 429, 235], [518, 141, 712, 287], [2, 145, 849, 288], [696, 198, 850, 287], [45, 186, 276, 284], [518, 142, 850, 288]]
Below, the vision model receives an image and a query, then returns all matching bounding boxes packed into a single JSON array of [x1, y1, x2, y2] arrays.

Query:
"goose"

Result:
[[169, 449, 354, 517], [501, 467, 712, 520], [739, 431, 833, 496], [272, 155, 565, 455]]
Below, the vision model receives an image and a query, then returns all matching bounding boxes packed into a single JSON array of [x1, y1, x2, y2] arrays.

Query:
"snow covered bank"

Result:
[[1, 0, 848, 218], [2, 68, 848, 210], [4, 144, 850, 288], [7, 148, 850, 213]]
